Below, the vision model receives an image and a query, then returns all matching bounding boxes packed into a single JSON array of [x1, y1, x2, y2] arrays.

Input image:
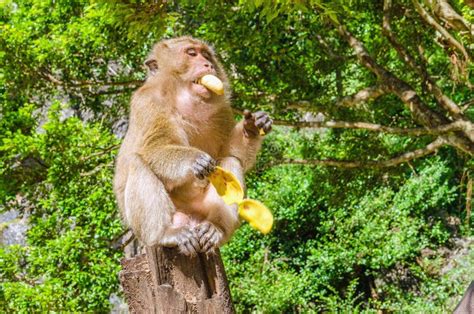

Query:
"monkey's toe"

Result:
[[196, 223, 223, 253]]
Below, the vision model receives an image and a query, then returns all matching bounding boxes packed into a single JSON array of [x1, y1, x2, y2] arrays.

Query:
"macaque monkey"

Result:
[[113, 37, 272, 255]]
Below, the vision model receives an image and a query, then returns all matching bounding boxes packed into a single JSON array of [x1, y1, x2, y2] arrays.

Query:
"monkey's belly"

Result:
[[170, 181, 226, 222]]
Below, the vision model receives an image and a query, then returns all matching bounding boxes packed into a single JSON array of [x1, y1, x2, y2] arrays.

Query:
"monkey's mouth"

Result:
[[191, 79, 212, 98], [192, 75, 224, 96]]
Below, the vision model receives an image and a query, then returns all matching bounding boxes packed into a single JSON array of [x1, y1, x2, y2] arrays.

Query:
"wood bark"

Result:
[[119, 246, 235, 313]]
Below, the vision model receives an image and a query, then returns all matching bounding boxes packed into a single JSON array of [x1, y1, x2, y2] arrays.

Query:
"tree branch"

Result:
[[336, 24, 445, 127], [337, 85, 387, 107], [335, 23, 474, 154], [424, 0, 474, 40], [40, 69, 144, 89], [279, 137, 446, 169], [413, 0, 471, 63], [282, 85, 387, 112], [383, 0, 466, 120], [272, 119, 470, 136]]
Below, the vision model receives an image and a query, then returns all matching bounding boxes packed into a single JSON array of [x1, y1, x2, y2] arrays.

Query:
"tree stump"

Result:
[[119, 245, 235, 313]]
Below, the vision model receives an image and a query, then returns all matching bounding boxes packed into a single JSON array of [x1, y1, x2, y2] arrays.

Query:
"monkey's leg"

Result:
[[124, 154, 200, 255]]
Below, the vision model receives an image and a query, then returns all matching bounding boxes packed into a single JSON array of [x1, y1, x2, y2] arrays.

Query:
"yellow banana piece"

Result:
[[198, 74, 224, 95], [208, 166, 273, 234], [208, 166, 243, 205], [238, 199, 273, 234]]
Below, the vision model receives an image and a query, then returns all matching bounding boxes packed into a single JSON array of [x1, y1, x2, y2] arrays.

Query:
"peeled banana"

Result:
[[198, 74, 224, 95], [208, 166, 243, 205], [239, 199, 273, 235], [208, 166, 273, 234]]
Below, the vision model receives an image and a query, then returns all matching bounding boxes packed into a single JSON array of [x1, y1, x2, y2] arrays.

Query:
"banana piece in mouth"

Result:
[[198, 74, 224, 95]]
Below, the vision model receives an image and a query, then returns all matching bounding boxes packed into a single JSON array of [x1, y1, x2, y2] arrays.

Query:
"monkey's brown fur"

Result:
[[113, 37, 271, 255]]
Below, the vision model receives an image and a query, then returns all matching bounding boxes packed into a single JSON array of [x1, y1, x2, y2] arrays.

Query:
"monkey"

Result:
[[113, 36, 272, 256]]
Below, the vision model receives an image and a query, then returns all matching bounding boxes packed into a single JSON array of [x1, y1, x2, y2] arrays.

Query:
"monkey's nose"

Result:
[[204, 62, 214, 70]]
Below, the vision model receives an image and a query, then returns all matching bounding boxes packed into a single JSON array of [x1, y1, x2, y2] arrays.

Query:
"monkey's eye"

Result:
[[186, 48, 197, 56], [202, 51, 211, 60]]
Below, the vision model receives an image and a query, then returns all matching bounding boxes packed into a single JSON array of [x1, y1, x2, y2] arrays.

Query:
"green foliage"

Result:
[[224, 142, 467, 311], [1, 0, 472, 312], [0, 103, 123, 311]]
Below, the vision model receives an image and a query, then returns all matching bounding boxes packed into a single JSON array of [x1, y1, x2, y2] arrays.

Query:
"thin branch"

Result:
[[286, 100, 313, 111], [461, 99, 474, 112], [40, 69, 144, 89], [79, 144, 120, 162], [314, 34, 347, 61], [336, 25, 444, 127], [424, 0, 474, 40], [413, 0, 471, 63], [79, 161, 114, 177], [335, 23, 474, 154], [337, 85, 387, 107], [91, 88, 136, 96], [466, 176, 472, 227], [383, 0, 465, 119], [272, 119, 469, 136], [270, 85, 387, 112], [279, 137, 446, 169], [68, 80, 144, 88], [110, 229, 135, 251]]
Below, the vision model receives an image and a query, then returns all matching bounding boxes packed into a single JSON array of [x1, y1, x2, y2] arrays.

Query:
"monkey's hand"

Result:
[[160, 226, 200, 256], [195, 222, 224, 253], [192, 153, 217, 180], [243, 110, 273, 138]]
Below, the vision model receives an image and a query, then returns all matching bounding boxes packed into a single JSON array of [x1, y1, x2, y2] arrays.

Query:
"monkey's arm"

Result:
[[137, 116, 215, 191], [123, 154, 200, 254], [225, 121, 263, 173], [225, 111, 272, 173], [219, 111, 272, 188], [140, 144, 214, 190]]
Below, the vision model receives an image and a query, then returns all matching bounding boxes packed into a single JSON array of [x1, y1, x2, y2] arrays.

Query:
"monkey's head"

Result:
[[145, 36, 229, 99]]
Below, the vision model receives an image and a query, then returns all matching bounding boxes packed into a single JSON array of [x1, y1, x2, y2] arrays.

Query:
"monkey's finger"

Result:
[[199, 228, 216, 247], [206, 248, 217, 255], [184, 244, 196, 256], [192, 166, 205, 179], [203, 231, 221, 253], [262, 120, 273, 133], [183, 241, 197, 256], [243, 110, 252, 120], [179, 243, 190, 255], [196, 154, 214, 168], [202, 236, 217, 253], [196, 222, 211, 238], [255, 117, 269, 129], [188, 235, 200, 252], [254, 111, 267, 120]]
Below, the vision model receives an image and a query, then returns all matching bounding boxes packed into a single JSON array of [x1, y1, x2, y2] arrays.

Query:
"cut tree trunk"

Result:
[[119, 245, 235, 313]]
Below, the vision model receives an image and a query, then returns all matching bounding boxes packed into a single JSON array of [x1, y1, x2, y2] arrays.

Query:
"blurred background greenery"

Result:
[[0, 0, 472, 312]]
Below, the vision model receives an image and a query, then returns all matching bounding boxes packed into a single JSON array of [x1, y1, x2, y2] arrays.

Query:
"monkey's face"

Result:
[[146, 37, 227, 99], [181, 44, 217, 98]]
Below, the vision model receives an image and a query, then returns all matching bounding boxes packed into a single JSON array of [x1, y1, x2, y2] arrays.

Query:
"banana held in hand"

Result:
[[198, 74, 224, 95], [209, 166, 244, 205], [208, 166, 273, 234]]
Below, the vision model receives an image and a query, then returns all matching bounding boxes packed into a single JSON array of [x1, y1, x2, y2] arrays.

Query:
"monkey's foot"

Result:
[[195, 222, 223, 253], [161, 226, 200, 256]]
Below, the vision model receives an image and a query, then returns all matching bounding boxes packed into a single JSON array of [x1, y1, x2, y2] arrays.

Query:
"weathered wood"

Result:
[[119, 246, 235, 313]]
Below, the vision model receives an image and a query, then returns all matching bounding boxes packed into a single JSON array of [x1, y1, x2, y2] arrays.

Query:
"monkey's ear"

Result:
[[145, 58, 159, 74]]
